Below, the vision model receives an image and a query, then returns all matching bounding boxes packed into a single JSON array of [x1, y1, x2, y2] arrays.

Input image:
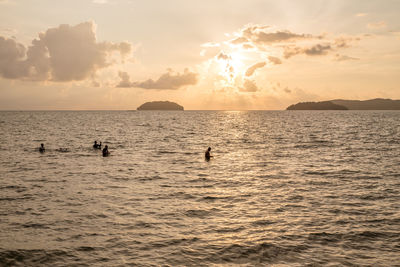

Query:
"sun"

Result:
[[217, 51, 246, 83]]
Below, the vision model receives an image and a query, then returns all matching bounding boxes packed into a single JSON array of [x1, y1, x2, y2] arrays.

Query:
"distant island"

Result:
[[287, 98, 400, 110], [287, 101, 347, 110], [137, 101, 184, 110]]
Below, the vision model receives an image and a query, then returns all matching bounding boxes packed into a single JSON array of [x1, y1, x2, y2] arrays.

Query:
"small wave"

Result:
[[169, 191, 196, 199], [251, 219, 276, 226], [0, 249, 73, 266], [185, 209, 212, 218], [0, 185, 27, 192], [359, 193, 386, 200], [158, 150, 177, 154], [201, 195, 233, 202], [214, 226, 245, 233], [287, 195, 304, 201], [141, 237, 199, 251], [138, 175, 165, 181], [204, 242, 306, 264], [76, 246, 98, 252], [303, 170, 329, 176], [22, 223, 50, 229]]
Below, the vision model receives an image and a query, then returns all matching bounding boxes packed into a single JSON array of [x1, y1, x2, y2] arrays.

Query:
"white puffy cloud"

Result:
[[226, 24, 361, 63], [0, 21, 132, 82]]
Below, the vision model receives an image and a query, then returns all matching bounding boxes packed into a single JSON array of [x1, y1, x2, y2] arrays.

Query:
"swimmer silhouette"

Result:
[[39, 143, 45, 153], [93, 141, 101, 149], [205, 147, 213, 161], [102, 145, 109, 157]]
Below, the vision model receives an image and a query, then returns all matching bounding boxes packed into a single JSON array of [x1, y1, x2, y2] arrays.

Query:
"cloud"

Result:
[[356, 13, 368, 17], [236, 25, 312, 45], [116, 71, 132, 87], [239, 79, 258, 92], [334, 54, 359, 61], [0, 36, 29, 79], [283, 87, 291, 93], [217, 51, 231, 60], [117, 69, 198, 90], [225, 24, 363, 63], [304, 44, 332, 56], [0, 21, 132, 82], [245, 62, 266, 76], [268, 56, 282, 65], [230, 37, 248, 44], [334, 36, 356, 48], [367, 21, 387, 29], [284, 44, 332, 58]]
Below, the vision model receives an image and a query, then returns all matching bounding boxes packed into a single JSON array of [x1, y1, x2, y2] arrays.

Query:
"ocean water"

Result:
[[0, 110, 399, 266]]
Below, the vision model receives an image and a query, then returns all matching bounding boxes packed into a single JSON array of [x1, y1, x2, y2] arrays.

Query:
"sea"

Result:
[[0, 110, 399, 266]]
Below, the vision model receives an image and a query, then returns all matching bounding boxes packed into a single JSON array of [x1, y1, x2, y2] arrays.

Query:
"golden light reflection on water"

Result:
[[1, 111, 399, 265]]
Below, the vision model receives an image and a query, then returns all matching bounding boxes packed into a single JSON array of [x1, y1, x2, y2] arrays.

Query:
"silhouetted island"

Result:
[[287, 101, 348, 110], [287, 99, 400, 110], [137, 101, 184, 110]]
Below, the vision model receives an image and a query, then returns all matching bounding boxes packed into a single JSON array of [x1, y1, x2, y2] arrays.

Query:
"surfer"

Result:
[[205, 147, 213, 161], [102, 145, 109, 157], [39, 143, 45, 153]]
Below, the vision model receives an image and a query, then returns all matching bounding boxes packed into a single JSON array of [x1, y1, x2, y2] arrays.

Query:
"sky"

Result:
[[0, 0, 399, 110]]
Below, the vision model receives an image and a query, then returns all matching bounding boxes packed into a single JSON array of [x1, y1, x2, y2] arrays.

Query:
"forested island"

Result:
[[137, 101, 184, 110], [287, 99, 400, 110], [287, 101, 347, 110]]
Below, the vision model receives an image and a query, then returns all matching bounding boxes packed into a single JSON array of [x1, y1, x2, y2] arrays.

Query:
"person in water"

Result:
[[102, 145, 109, 157], [93, 141, 102, 149], [205, 147, 213, 160], [39, 143, 45, 153]]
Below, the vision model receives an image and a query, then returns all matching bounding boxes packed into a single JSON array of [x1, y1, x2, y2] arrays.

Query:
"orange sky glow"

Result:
[[1, 0, 399, 110]]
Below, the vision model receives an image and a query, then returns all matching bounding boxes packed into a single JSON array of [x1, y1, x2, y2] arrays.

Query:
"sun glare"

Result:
[[217, 51, 246, 83]]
